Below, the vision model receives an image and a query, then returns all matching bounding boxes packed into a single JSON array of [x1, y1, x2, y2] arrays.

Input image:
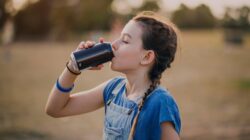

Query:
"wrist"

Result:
[[56, 78, 74, 93], [66, 61, 81, 75]]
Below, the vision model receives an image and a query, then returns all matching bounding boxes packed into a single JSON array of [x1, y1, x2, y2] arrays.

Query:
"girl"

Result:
[[46, 11, 181, 140]]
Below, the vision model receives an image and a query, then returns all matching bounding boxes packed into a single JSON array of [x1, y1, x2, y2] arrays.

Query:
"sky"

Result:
[[10, 0, 250, 19], [112, 0, 250, 18], [160, 0, 250, 18]]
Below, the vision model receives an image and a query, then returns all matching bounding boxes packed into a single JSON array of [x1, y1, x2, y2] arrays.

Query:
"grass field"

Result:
[[0, 30, 250, 140]]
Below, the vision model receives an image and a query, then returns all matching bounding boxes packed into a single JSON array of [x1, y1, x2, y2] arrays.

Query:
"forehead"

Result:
[[121, 20, 143, 39]]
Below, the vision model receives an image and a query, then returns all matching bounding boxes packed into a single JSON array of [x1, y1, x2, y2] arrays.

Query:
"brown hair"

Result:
[[128, 11, 179, 139]]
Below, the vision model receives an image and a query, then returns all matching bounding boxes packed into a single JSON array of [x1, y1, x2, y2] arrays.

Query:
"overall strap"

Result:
[[107, 78, 126, 105]]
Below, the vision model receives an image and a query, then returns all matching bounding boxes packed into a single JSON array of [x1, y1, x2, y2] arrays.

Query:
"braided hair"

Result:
[[128, 11, 178, 140]]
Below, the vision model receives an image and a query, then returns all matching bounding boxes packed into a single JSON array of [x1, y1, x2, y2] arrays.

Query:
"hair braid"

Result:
[[128, 11, 178, 140], [128, 77, 160, 140]]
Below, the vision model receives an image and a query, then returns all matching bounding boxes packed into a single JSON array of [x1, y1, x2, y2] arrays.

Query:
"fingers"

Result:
[[97, 64, 104, 68], [99, 37, 104, 43], [74, 39, 105, 71], [78, 41, 85, 49], [85, 41, 96, 48], [77, 40, 96, 50], [78, 38, 104, 51], [89, 64, 104, 70]]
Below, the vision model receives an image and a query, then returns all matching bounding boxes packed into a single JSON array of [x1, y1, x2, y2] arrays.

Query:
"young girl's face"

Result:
[[110, 20, 146, 73]]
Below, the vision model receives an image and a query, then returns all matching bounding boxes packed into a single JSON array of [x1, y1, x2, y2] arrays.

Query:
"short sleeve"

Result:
[[103, 76, 124, 105], [159, 93, 181, 134]]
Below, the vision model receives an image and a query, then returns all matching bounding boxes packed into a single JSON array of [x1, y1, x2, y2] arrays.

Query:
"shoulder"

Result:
[[103, 76, 125, 104], [149, 86, 181, 134], [148, 86, 177, 107], [104, 76, 125, 91]]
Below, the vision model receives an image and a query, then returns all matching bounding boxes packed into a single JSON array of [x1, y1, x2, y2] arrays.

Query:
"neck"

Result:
[[124, 69, 152, 98]]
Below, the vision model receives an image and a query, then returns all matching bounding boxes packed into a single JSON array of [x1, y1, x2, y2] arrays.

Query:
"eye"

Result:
[[122, 40, 129, 44], [121, 34, 130, 44]]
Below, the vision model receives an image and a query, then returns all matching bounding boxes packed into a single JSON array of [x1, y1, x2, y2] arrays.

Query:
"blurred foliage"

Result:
[[48, 0, 113, 40], [114, 0, 160, 24], [15, 0, 51, 39], [172, 4, 216, 29], [222, 6, 250, 30], [0, 0, 114, 40], [0, 0, 8, 29], [237, 79, 250, 90], [221, 6, 250, 44], [137, 0, 159, 12], [0, 0, 250, 41]]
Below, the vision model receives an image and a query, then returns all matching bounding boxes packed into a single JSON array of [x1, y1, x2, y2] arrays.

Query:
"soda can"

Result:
[[70, 42, 114, 71]]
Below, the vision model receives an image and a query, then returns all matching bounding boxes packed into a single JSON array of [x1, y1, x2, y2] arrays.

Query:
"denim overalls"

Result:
[[103, 79, 142, 140]]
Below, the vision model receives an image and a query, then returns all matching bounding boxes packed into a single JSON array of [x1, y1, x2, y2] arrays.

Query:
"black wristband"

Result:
[[66, 61, 81, 75]]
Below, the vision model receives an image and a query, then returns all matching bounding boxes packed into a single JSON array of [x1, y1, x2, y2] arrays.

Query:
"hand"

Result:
[[69, 38, 105, 71]]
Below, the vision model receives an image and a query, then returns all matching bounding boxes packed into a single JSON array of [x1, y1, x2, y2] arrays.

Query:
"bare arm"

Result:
[[45, 41, 107, 118], [161, 122, 180, 140], [45, 67, 108, 118]]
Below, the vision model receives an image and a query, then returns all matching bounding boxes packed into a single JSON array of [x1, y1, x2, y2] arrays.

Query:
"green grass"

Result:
[[238, 79, 250, 90], [0, 30, 250, 140]]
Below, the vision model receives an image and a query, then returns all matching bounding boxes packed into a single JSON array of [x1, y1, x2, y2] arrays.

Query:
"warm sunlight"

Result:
[[112, 0, 250, 18], [5, 0, 39, 15], [161, 0, 250, 18]]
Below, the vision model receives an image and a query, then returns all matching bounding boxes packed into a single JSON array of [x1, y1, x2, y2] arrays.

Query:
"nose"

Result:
[[111, 40, 118, 51]]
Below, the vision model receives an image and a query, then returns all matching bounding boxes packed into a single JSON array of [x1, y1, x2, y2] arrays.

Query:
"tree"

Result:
[[70, 0, 114, 32], [172, 4, 196, 28], [15, 0, 51, 39], [172, 3, 216, 29], [222, 6, 250, 30], [0, 0, 8, 30], [9, 0, 114, 40], [138, 0, 159, 12], [238, 6, 250, 30], [222, 6, 250, 45], [194, 4, 216, 28]]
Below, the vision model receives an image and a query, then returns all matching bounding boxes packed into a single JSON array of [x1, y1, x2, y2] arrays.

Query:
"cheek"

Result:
[[120, 45, 141, 58], [121, 47, 140, 60], [112, 49, 142, 69]]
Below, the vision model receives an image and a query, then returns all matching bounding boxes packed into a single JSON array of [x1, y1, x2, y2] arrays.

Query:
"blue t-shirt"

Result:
[[103, 77, 181, 140]]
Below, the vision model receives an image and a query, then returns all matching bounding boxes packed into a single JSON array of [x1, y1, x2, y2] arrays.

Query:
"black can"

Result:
[[71, 42, 114, 71]]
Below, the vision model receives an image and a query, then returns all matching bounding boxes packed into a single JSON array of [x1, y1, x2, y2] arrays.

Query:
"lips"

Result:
[[111, 56, 116, 61], [111, 46, 116, 56]]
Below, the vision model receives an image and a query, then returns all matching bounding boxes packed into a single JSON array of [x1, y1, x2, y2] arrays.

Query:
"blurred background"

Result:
[[0, 0, 250, 139]]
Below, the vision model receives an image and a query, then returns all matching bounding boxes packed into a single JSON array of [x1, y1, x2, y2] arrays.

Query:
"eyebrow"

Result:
[[123, 33, 132, 39]]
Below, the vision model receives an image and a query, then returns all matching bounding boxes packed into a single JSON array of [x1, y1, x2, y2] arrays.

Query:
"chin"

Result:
[[110, 62, 117, 71], [110, 62, 123, 72]]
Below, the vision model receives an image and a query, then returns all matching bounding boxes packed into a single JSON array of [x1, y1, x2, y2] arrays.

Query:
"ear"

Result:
[[140, 50, 155, 65]]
